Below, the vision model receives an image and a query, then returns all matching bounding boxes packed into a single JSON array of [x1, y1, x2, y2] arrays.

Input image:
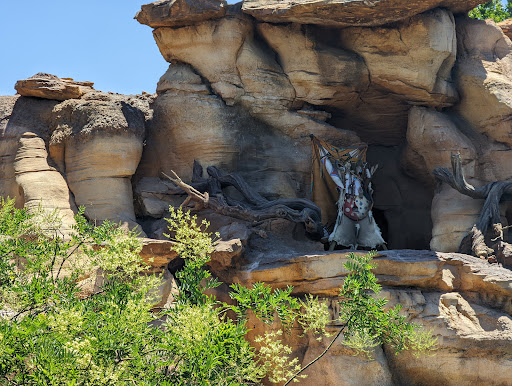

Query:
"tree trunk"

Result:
[[433, 153, 512, 264]]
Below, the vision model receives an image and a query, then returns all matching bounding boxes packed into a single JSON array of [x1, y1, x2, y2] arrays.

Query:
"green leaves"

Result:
[[469, 0, 512, 22], [0, 199, 437, 385], [339, 252, 436, 357], [164, 207, 219, 306], [229, 283, 300, 329]]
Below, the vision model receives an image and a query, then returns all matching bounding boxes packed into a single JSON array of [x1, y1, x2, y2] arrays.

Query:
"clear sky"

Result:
[[0, 1, 169, 95], [0, 1, 500, 96]]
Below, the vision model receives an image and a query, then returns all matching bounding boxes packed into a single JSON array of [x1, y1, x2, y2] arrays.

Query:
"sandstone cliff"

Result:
[[4, 0, 512, 384]]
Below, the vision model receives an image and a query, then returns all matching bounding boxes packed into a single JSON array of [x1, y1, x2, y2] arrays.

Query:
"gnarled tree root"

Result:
[[433, 153, 512, 265], [162, 162, 326, 239]]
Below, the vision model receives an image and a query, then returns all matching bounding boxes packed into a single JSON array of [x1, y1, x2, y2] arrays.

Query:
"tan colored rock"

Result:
[[235, 35, 295, 109], [430, 184, 485, 252], [14, 133, 77, 234], [208, 238, 243, 272], [150, 268, 179, 309], [225, 249, 512, 385], [386, 290, 512, 385], [135, 0, 227, 28], [152, 7, 251, 105], [15, 73, 94, 101], [64, 135, 144, 234], [241, 0, 484, 27], [404, 107, 483, 252], [0, 96, 21, 202], [257, 23, 368, 108], [138, 63, 359, 201], [498, 18, 512, 40], [0, 95, 78, 232], [340, 8, 458, 107], [406, 107, 477, 183], [145, 65, 242, 181], [140, 238, 178, 272], [455, 16, 512, 148], [233, 250, 512, 314], [50, 95, 149, 234], [299, 331, 393, 385]]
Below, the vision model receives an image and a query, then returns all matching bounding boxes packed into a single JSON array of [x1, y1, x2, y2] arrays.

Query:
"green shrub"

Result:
[[0, 200, 436, 385], [469, 0, 512, 22]]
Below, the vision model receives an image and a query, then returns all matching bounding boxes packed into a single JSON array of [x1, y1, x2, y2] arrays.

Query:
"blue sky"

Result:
[[0, 1, 499, 96], [0, 1, 168, 95]]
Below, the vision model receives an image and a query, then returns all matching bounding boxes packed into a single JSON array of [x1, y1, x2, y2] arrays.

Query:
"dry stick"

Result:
[[284, 320, 350, 386]]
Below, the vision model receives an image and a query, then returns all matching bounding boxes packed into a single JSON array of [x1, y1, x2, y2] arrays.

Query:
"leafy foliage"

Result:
[[339, 251, 437, 357], [0, 198, 166, 385], [0, 201, 436, 385], [469, 0, 512, 22]]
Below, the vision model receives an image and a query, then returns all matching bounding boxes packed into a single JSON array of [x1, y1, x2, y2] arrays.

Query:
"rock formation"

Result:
[[6, 0, 512, 383], [0, 78, 152, 234]]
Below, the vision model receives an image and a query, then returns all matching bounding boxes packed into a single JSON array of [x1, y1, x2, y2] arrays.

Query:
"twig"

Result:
[[284, 321, 349, 385]]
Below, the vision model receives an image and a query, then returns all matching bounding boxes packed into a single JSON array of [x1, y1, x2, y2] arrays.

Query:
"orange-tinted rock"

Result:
[[498, 18, 512, 40], [135, 0, 227, 28], [15, 73, 94, 101], [242, 0, 486, 27]]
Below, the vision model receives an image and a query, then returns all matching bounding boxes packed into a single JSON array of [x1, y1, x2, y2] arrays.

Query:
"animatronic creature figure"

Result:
[[310, 135, 385, 250]]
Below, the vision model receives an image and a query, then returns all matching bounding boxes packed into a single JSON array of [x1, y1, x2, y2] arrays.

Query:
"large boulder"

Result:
[[50, 93, 150, 234], [15, 73, 94, 101], [455, 16, 512, 149], [223, 249, 512, 385], [135, 0, 227, 28], [405, 107, 481, 252], [241, 0, 485, 27], [0, 96, 22, 202], [0, 95, 77, 233], [339, 8, 458, 107], [498, 18, 512, 40], [151, 5, 251, 105], [257, 23, 369, 108], [137, 64, 358, 200]]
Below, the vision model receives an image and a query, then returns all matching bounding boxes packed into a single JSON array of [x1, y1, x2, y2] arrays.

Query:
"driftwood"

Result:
[[162, 162, 326, 239], [433, 153, 512, 265]]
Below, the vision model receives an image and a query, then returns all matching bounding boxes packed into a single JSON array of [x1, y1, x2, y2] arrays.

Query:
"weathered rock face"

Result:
[[136, 0, 227, 28], [4, 1, 512, 384], [136, 3, 471, 248], [50, 94, 149, 233], [241, 0, 485, 27], [0, 80, 152, 234], [498, 18, 512, 40], [15, 73, 94, 101], [401, 17, 512, 252], [339, 8, 458, 107], [216, 248, 512, 385]]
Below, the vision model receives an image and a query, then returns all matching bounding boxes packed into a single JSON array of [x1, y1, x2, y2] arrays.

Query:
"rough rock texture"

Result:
[[402, 17, 512, 252], [15, 73, 94, 101], [5, 1, 512, 383], [136, 0, 227, 28], [48, 92, 152, 234], [257, 22, 369, 108], [455, 17, 512, 153], [241, 0, 485, 27], [0, 96, 24, 203], [0, 85, 152, 234], [339, 8, 458, 107], [136, 4, 465, 249], [498, 18, 512, 40], [0, 95, 77, 233], [217, 249, 512, 385]]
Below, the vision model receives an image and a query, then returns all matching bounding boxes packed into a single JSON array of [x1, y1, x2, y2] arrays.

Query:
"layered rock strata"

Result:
[[219, 248, 512, 385], [1, 78, 152, 234], [241, 0, 485, 27]]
